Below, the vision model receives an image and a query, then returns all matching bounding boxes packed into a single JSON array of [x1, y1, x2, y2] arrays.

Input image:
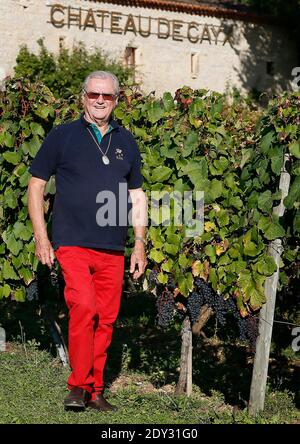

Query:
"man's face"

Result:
[[83, 77, 118, 124]]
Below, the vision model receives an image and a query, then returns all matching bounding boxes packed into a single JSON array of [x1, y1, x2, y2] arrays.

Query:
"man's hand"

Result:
[[28, 177, 55, 268], [35, 236, 55, 268], [130, 242, 147, 280], [128, 187, 147, 279]]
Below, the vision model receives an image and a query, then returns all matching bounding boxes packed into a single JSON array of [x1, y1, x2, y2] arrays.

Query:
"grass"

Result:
[[0, 341, 299, 424], [0, 291, 299, 424]]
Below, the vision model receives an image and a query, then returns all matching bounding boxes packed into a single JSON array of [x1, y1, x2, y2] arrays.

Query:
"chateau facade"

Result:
[[1, 0, 298, 95]]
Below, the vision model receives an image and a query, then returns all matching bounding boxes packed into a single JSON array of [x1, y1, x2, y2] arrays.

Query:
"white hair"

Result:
[[83, 71, 120, 96]]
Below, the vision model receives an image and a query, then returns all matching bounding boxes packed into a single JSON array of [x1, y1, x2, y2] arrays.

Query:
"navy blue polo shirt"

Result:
[[29, 115, 143, 251]]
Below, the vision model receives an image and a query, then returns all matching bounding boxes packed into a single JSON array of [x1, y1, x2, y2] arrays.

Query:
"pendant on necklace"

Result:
[[102, 155, 110, 165]]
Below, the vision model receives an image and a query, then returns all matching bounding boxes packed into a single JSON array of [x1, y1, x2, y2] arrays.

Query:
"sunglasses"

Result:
[[84, 90, 117, 101]]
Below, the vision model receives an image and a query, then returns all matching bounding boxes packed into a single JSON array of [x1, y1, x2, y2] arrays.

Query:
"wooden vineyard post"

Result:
[[248, 153, 291, 416], [187, 319, 192, 396], [175, 316, 193, 396]]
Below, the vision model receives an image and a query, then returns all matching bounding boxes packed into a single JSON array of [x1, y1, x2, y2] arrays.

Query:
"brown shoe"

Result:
[[87, 394, 118, 412], [64, 387, 87, 411]]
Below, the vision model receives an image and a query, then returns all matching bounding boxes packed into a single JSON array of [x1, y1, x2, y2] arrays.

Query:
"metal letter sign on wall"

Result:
[[48, 4, 233, 46]]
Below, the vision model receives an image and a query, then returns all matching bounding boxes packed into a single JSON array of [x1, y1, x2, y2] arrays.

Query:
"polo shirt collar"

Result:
[[80, 113, 119, 130]]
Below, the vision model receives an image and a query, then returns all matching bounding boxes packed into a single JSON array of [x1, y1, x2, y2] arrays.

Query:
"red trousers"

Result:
[[55, 246, 124, 397]]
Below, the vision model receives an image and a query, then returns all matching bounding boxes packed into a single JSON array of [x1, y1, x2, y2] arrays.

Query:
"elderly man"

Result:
[[28, 71, 147, 412]]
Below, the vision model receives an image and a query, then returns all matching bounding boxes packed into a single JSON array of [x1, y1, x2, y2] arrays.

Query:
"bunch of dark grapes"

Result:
[[167, 275, 176, 291], [238, 315, 259, 351], [149, 269, 158, 287], [194, 278, 227, 325], [186, 291, 204, 324], [226, 297, 241, 320], [26, 280, 38, 301], [156, 290, 175, 328], [211, 294, 228, 325], [248, 316, 259, 349], [187, 278, 261, 349], [194, 278, 212, 301]]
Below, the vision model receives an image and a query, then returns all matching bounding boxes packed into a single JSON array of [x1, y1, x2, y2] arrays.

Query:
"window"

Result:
[[191, 52, 199, 78], [124, 46, 136, 69]]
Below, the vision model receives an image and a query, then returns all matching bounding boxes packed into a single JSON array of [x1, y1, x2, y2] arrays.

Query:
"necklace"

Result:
[[86, 127, 112, 165]]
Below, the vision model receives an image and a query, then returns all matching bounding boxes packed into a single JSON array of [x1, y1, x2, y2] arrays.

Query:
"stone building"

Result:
[[0, 0, 298, 95]]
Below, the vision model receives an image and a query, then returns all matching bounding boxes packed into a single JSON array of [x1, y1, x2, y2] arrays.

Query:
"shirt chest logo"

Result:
[[115, 148, 124, 160]]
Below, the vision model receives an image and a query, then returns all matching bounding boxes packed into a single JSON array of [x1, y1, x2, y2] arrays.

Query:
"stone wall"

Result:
[[0, 0, 297, 95]]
